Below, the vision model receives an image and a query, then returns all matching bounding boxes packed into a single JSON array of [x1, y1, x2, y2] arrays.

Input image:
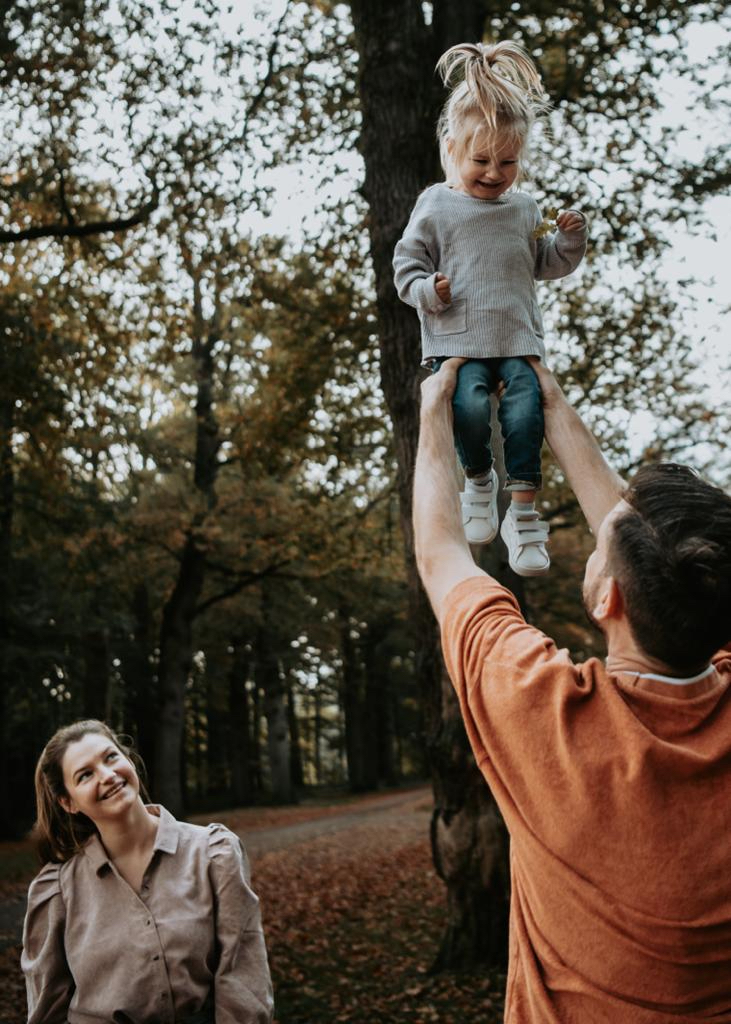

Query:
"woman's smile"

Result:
[[100, 779, 127, 800]]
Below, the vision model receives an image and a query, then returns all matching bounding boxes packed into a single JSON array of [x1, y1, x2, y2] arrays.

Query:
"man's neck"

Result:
[[605, 626, 709, 680]]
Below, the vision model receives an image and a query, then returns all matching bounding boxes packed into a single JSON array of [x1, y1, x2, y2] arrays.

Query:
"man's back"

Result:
[[442, 576, 731, 1023]]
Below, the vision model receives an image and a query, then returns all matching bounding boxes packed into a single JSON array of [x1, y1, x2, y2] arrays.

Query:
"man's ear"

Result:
[[592, 576, 624, 623]]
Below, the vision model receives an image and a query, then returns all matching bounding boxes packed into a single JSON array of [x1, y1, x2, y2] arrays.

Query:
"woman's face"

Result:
[[59, 732, 140, 824]]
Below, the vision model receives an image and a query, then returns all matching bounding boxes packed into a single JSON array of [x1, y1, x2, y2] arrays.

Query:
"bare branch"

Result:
[[0, 183, 160, 244], [194, 559, 292, 616]]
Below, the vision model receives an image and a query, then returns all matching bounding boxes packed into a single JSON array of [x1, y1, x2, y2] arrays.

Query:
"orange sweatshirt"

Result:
[[441, 576, 731, 1023]]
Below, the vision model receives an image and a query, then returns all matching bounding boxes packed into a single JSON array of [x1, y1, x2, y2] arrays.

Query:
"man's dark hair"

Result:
[[609, 463, 731, 673]]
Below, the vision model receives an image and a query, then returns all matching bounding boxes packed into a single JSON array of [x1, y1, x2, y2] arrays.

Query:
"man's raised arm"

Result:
[[413, 360, 485, 623], [528, 359, 625, 535]]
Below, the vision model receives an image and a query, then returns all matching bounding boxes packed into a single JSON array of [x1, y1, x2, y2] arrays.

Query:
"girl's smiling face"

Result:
[[59, 732, 140, 823], [449, 133, 521, 200]]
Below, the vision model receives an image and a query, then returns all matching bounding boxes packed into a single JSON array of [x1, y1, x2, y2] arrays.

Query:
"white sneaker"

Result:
[[460, 468, 499, 545], [500, 506, 550, 576]]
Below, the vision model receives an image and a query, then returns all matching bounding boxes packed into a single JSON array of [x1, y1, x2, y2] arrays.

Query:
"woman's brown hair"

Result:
[[33, 719, 149, 864]]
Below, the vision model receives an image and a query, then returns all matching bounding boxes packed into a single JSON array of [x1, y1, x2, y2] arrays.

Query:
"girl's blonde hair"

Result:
[[436, 41, 550, 182], [33, 719, 149, 864]]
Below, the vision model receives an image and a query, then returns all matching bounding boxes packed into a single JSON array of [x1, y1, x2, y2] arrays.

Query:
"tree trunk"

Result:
[[251, 676, 263, 797], [287, 674, 304, 791], [313, 685, 322, 785], [154, 261, 221, 816], [256, 611, 293, 803], [339, 603, 366, 791], [82, 626, 110, 721], [205, 669, 223, 798], [154, 535, 207, 813], [124, 582, 157, 791], [228, 642, 253, 805], [363, 624, 397, 787], [0, 391, 17, 837], [349, 0, 511, 968]]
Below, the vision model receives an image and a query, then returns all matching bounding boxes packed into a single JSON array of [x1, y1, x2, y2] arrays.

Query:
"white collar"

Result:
[[615, 664, 715, 687]]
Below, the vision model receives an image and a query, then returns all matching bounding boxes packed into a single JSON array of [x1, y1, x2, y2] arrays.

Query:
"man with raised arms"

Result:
[[413, 357, 731, 1022]]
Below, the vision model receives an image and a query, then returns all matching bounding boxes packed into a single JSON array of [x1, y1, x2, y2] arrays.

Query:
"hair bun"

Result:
[[673, 537, 725, 597]]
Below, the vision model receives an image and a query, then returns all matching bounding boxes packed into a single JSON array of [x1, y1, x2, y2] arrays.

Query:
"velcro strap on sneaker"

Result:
[[515, 529, 549, 546], [460, 495, 495, 513], [513, 517, 549, 539]]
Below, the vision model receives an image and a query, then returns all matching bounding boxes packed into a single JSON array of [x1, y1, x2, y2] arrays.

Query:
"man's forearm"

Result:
[[412, 364, 485, 620], [543, 387, 625, 535], [413, 396, 468, 568]]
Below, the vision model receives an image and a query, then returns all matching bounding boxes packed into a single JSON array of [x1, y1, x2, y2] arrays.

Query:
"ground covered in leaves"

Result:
[[0, 788, 506, 1023]]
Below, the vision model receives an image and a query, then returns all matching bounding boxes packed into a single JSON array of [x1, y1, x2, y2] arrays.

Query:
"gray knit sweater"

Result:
[[392, 183, 587, 360]]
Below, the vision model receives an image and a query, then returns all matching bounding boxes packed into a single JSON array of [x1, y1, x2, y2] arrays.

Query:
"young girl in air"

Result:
[[393, 41, 587, 576]]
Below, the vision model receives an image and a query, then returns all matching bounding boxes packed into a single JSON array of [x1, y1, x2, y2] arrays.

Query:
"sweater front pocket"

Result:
[[431, 298, 467, 336]]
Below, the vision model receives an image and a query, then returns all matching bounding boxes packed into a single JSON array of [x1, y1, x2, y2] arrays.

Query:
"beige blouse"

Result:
[[21, 805, 273, 1024]]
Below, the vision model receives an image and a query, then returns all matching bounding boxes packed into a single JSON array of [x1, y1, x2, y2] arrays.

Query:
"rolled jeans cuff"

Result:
[[505, 475, 542, 491]]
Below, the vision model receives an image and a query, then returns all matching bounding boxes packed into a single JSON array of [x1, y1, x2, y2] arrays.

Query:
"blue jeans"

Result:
[[431, 357, 543, 489]]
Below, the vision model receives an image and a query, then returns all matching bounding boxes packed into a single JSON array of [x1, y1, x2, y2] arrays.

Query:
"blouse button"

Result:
[[146, 918, 151, 925], [153, 954, 160, 961]]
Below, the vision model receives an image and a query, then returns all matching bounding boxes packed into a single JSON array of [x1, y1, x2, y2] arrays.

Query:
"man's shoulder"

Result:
[[441, 575, 523, 634], [440, 575, 582, 686]]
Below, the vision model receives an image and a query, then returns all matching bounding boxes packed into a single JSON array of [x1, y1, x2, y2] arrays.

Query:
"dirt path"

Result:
[[240, 786, 431, 857]]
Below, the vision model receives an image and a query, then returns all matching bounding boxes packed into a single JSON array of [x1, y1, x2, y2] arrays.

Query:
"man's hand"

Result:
[[496, 358, 562, 409], [435, 273, 452, 304], [420, 357, 466, 417], [556, 210, 585, 234], [525, 356, 564, 411]]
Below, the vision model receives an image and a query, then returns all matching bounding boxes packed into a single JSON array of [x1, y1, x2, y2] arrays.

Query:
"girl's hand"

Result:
[[435, 273, 452, 304], [556, 210, 585, 234]]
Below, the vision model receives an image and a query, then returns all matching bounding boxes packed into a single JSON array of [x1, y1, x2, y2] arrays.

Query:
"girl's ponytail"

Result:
[[437, 41, 549, 132]]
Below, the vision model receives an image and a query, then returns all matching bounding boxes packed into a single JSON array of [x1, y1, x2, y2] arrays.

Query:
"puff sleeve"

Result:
[[207, 824, 274, 1024], [21, 863, 74, 1024]]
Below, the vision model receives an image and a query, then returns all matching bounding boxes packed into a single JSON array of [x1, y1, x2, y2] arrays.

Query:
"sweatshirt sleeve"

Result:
[[21, 863, 74, 1024], [392, 190, 451, 315], [208, 824, 274, 1024], [534, 205, 588, 281]]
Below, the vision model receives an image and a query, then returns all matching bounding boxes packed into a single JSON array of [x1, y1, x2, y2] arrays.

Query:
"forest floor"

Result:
[[0, 786, 506, 1023]]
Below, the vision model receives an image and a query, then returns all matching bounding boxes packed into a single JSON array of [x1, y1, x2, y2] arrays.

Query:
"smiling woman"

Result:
[[22, 720, 273, 1024]]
